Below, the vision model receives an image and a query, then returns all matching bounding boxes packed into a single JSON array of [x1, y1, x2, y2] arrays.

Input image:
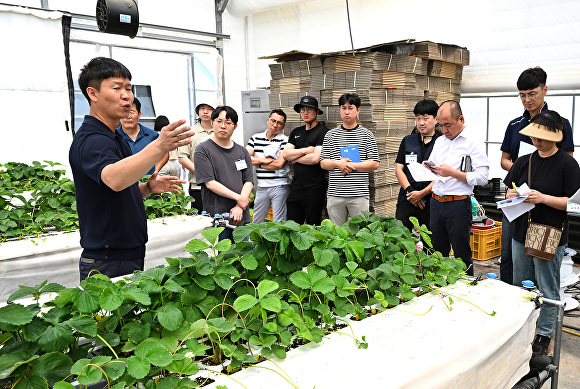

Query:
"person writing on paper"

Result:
[[427, 100, 489, 276], [395, 99, 442, 231], [504, 110, 580, 356], [499, 67, 575, 285], [320, 93, 380, 225]]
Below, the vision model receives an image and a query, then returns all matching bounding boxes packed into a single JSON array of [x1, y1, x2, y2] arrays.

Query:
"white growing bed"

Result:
[[201, 279, 539, 389], [0, 215, 212, 302]]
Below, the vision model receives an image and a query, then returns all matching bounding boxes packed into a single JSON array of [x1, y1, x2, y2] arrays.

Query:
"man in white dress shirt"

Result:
[[427, 100, 490, 276]]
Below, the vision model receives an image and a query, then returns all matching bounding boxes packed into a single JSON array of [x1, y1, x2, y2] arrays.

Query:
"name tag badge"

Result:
[[235, 159, 247, 171], [405, 154, 417, 164]]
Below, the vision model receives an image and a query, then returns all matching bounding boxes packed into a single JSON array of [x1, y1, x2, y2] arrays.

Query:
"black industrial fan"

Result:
[[96, 0, 139, 38]]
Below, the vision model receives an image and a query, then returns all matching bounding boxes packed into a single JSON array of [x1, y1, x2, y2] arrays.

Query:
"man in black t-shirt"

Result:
[[283, 96, 328, 225], [395, 99, 441, 231]]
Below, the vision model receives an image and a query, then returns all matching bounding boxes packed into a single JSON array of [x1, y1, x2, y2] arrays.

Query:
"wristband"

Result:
[[406, 185, 414, 193]]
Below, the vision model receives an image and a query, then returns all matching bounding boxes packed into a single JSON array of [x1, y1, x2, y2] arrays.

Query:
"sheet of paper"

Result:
[[499, 202, 535, 222], [496, 184, 535, 222], [518, 141, 536, 157], [407, 162, 447, 182], [569, 188, 580, 204], [496, 196, 528, 209], [568, 188, 580, 214], [517, 183, 531, 196]]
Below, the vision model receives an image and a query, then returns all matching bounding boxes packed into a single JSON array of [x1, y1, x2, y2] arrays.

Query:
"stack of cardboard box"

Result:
[[267, 55, 324, 130]]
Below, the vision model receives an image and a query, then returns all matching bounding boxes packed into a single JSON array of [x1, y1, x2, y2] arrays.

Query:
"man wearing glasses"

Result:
[[194, 106, 253, 242], [499, 67, 575, 285], [283, 96, 329, 225], [246, 109, 290, 222]]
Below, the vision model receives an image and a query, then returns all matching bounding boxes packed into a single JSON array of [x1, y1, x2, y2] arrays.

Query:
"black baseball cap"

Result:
[[293, 95, 323, 115]]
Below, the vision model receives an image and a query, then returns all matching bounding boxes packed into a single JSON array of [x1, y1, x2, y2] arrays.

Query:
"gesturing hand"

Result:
[[157, 119, 195, 152], [146, 172, 186, 194]]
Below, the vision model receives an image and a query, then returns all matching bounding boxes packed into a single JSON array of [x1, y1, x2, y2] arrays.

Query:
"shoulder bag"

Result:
[[523, 154, 563, 261]]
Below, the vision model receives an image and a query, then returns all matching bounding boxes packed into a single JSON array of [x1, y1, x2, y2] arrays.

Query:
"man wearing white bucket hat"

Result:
[[179, 98, 219, 212]]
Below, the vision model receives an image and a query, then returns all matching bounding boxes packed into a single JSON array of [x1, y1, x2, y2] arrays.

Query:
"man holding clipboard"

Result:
[[395, 99, 441, 231], [320, 93, 380, 225]]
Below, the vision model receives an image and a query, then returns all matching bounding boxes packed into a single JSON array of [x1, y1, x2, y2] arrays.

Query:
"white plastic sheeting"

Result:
[[0, 6, 72, 165], [203, 279, 539, 389], [244, 0, 580, 93], [226, 0, 318, 17], [0, 215, 212, 302]]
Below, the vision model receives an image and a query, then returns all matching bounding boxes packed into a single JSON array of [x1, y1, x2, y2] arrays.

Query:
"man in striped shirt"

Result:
[[321, 93, 380, 226], [246, 109, 291, 222]]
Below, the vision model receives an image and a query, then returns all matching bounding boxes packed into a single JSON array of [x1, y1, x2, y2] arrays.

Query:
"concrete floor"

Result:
[[472, 258, 580, 389]]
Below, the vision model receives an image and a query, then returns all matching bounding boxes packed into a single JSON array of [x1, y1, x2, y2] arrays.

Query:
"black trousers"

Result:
[[286, 185, 326, 225], [79, 257, 144, 281], [499, 214, 514, 285], [395, 201, 431, 232], [430, 197, 474, 276], [189, 186, 203, 214]]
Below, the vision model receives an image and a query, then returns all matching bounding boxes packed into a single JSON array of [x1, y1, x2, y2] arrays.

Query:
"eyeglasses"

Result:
[[300, 107, 315, 113], [518, 90, 542, 100], [214, 119, 235, 127], [269, 118, 285, 126]]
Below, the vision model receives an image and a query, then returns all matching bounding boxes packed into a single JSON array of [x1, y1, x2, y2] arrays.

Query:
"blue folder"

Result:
[[340, 145, 361, 162]]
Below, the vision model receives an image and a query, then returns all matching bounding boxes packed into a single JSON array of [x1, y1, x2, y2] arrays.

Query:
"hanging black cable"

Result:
[[61, 15, 75, 136], [345, 0, 355, 56]]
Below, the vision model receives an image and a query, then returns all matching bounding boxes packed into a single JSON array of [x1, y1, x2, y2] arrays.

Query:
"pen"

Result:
[[512, 182, 521, 197]]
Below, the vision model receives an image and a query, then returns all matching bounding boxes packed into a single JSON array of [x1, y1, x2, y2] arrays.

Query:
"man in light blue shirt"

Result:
[[117, 97, 159, 176]]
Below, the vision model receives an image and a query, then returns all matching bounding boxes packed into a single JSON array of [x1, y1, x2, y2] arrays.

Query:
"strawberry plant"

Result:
[[0, 161, 194, 242], [0, 213, 470, 388]]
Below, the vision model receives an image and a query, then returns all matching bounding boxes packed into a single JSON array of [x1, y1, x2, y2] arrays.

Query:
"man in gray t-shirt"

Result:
[[194, 106, 253, 241]]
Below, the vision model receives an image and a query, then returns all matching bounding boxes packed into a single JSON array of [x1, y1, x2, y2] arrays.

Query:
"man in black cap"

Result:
[[283, 96, 329, 225]]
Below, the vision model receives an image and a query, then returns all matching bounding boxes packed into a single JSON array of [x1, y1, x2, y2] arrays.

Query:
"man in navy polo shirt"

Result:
[[69, 57, 194, 281], [499, 67, 575, 285], [116, 97, 159, 176]]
